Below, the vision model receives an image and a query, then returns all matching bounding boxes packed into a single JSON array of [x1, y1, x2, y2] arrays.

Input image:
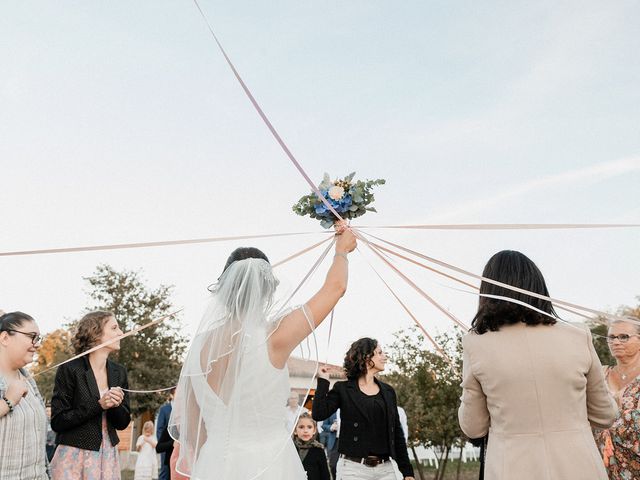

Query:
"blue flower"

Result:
[[314, 192, 353, 217], [315, 202, 329, 215]]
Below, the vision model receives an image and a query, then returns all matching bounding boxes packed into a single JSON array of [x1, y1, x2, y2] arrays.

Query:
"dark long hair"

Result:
[[0, 311, 34, 334], [222, 247, 270, 273], [471, 250, 557, 334], [343, 337, 378, 380]]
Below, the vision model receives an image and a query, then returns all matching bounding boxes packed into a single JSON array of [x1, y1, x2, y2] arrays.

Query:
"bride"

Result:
[[169, 224, 356, 479]]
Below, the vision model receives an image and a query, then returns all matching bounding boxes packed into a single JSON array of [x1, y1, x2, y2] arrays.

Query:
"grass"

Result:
[[120, 460, 481, 480], [413, 460, 480, 480]]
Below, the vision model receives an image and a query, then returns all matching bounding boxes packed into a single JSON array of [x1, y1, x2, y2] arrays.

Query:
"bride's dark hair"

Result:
[[471, 250, 557, 334], [222, 247, 270, 273]]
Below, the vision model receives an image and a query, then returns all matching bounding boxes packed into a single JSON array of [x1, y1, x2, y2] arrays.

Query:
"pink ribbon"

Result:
[[191, 0, 344, 224], [358, 223, 640, 230], [0, 231, 324, 257], [364, 232, 635, 323], [357, 246, 455, 367], [34, 310, 183, 377], [352, 229, 469, 331], [272, 236, 333, 268]]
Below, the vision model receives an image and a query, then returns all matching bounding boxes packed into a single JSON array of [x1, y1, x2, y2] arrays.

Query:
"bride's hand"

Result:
[[335, 223, 356, 254], [334, 220, 348, 234], [317, 365, 332, 380]]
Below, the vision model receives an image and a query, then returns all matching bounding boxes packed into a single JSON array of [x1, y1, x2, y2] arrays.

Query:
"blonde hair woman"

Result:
[[594, 319, 640, 479]]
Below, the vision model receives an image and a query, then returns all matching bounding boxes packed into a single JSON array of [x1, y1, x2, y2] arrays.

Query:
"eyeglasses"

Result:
[[3, 329, 43, 345], [606, 334, 639, 344]]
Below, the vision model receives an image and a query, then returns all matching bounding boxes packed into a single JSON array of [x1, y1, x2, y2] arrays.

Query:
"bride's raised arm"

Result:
[[268, 225, 357, 368]]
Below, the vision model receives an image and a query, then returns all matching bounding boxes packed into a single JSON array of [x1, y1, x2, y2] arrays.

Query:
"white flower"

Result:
[[328, 186, 345, 200]]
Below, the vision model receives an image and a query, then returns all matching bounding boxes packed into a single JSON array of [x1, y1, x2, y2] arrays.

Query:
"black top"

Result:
[[156, 426, 174, 467], [358, 388, 389, 456], [312, 377, 414, 478], [469, 435, 487, 480], [299, 447, 331, 480], [51, 357, 131, 451]]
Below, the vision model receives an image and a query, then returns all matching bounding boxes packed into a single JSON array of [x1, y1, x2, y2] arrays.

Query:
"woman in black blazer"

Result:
[[50, 311, 131, 480], [312, 338, 415, 480]]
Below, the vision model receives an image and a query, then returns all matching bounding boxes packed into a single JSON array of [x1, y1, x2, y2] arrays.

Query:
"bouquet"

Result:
[[292, 172, 385, 228]]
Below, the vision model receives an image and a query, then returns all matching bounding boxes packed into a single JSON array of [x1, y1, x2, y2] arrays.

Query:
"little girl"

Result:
[[134, 420, 158, 480], [294, 413, 331, 480]]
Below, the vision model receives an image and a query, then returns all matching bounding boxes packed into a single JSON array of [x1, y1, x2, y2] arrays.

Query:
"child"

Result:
[[294, 413, 331, 480], [134, 420, 158, 480]]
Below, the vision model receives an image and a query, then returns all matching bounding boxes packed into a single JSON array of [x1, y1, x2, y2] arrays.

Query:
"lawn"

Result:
[[414, 460, 480, 480], [121, 461, 481, 480]]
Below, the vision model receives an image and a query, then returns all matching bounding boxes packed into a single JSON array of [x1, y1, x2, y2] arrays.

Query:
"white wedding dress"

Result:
[[187, 330, 306, 479], [170, 257, 312, 480]]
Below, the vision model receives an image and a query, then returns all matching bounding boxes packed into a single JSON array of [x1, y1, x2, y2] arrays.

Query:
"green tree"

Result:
[[84, 264, 187, 415], [384, 327, 464, 480], [589, 319, 614, 366]]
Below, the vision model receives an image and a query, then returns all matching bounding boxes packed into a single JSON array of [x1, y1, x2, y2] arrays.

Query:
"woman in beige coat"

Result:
[[458, 250, 617, 480]]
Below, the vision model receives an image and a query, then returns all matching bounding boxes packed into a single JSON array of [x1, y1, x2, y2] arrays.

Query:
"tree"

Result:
[[384, 327, 464, 480], [589, 319, 614, 366], [31, 328, 74, 402], [83, 264, 187, 415]]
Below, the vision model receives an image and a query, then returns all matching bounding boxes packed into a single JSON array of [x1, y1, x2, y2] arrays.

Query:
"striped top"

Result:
[[0, 368, 48, 480]]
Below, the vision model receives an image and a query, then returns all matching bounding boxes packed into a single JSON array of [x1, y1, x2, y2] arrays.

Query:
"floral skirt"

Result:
[[50, 416, 120, 480]]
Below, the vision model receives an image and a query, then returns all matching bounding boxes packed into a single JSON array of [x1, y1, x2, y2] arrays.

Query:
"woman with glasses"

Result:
[[0, 311, 48, 479], [594, 320, 640, 479]]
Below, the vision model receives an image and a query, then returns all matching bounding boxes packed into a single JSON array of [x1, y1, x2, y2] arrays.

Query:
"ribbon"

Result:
[[325, 309, 335, 366], [0, 231, 324, 257], [272, 236, 333, 268], [448, 287, 615, 338], [352, 229, 469, 331], [122, 386, 177, 394], [358, 234, 477, 290], [358, 230, 617, 326], [32, 234, 334, 393], [3, 224, 635, 258], [191, 0, 344, 224], [356, 246, 455, 367], [34, 310, 183, 377], [357, 223, 640, 230], [274, 238, 336, 318], [363, 232, 634, 323]]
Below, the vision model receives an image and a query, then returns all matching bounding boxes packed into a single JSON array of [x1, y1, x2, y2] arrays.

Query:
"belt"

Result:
[[341, 454, 389, 467]]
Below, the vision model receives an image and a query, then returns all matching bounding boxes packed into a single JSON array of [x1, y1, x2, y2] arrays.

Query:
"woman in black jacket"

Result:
[[312, 337, 415, 480], [50, 310, 131, 480]]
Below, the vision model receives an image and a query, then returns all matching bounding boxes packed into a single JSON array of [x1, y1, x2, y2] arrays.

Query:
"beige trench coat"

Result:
[[458, 322, 617, 480]]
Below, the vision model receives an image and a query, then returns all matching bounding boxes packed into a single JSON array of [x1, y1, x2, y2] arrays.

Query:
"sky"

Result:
[[1, 1, 639, 366]]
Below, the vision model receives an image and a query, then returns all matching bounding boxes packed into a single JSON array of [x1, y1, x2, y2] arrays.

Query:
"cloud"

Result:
[[428, 156, 640, 221]]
